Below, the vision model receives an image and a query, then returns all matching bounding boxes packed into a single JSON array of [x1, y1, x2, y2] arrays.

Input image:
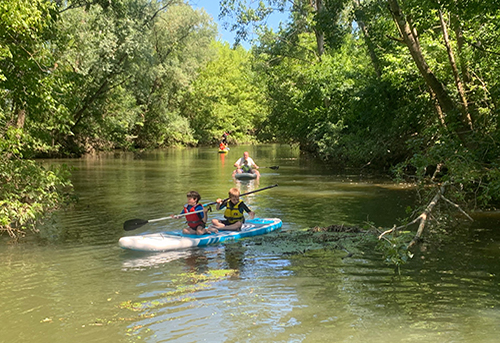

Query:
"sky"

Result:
[[191, 0, 289, 48]]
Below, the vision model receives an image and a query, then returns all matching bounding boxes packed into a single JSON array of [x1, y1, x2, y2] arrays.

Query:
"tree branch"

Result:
[[378, 179, 472, 249]]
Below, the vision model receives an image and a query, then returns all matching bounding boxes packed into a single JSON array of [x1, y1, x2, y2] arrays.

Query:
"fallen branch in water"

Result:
[[378, 182, 473, 248]]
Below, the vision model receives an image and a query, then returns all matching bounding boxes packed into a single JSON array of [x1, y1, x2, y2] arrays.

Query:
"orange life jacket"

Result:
[[182, 205, 204, 229]]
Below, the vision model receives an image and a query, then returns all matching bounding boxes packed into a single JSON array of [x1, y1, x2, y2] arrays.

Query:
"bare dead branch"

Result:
[[408, 184, 445, 248], [379, 182, 466, 250], [378, 224, 397, 239], [441, 195, 474, 221], [431, 163, 443, 182]]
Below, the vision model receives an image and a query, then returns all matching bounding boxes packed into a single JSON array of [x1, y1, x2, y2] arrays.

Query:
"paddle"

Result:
[[260, 165, 279, 170], [123, 184, 278, 231], [204, 183, 278, 207], [123, 208, 206, 231]]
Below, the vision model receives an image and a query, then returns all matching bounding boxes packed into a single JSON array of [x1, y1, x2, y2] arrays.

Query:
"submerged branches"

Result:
[[378, 182, 473, 249]]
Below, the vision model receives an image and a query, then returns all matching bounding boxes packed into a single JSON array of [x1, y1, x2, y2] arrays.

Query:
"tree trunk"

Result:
[[311, 0, 325, 57], [438, 9, 473, 130], [16, 108, 26, 129], [386, 0, 472, 138], [451, 14, 471, 84], [353, 0, 381, 78]]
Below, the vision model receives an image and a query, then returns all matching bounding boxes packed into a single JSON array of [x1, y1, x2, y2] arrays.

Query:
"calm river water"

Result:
[[1, 144, 499, 343]]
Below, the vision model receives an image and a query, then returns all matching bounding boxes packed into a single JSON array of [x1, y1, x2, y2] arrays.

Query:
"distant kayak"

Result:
[[218, 149, 229, 153], [119, 217, 282, 252], [234, 172, 258, 180]]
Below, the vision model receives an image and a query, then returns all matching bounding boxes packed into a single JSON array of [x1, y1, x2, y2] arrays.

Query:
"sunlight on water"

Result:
[[1, 144, 499, 343]]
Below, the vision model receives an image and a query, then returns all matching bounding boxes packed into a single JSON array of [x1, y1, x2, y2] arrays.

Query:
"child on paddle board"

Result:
[[241, 160, 252, 173], [233, 151, 260, 178], [210, 187, 255, 231], [172, 191, 218, 235]]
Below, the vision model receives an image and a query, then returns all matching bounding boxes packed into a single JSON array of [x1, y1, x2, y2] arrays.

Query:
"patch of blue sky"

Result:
[[191, 0, 290, 49]]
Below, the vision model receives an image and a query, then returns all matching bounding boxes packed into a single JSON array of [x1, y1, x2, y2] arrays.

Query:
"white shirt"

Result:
[[235, 156, 257, 168]]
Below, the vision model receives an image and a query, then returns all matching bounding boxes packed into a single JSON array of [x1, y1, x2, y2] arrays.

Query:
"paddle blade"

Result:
[[269, 166, 279, 170], [123, 218, 149, 231]]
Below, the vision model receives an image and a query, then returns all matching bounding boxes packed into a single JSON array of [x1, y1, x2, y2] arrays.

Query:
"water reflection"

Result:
[[233, 178, 259, 193], [121, 250, 192, 270], [223, 242, 246, 270], [219, 150, 226, 166], [120, 243, 247, 274], [3, 145, 500, 343]]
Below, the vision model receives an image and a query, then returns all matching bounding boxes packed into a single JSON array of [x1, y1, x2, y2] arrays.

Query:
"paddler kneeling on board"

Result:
[[171, 191, 218, 235], [210, 187, 255, 231], [232, 151, 260, 178]]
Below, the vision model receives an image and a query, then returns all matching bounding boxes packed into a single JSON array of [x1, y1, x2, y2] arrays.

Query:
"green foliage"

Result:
[[0, 128, 74, 239], [394, 132, 500, 208], [2, 0, 500, 244], [182, 41, 268, 144], [376, 231, 414, 274], [132, 3, 217, 148], [255, 28, 426, 168], [251, 0, 500, 210]]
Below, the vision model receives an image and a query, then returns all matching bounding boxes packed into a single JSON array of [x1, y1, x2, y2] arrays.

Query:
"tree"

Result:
[[182, 41, 268, 144], [132, 3, 217, 148], [221, 0, 500, 267], [0, 0, 73, 238]]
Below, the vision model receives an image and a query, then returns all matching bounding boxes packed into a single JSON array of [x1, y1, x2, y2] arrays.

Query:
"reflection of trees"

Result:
[[223, 242, 246, 271], [184, 250, 210, 273], [233, 179, 260, 207]]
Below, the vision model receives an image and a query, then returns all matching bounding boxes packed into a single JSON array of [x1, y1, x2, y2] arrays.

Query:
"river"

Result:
[[1, 144, 499, 343]]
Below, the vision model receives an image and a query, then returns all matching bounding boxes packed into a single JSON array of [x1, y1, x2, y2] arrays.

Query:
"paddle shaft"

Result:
[[203, 183, 278, 207], [148, 208, 206, 223], [123, 184, 277, 230]]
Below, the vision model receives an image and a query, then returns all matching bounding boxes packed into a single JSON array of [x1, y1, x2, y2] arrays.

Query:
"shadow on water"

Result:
[[1, 144, 499, 343]]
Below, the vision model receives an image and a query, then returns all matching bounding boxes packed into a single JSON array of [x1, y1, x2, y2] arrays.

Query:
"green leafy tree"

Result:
[[183, 41, 268, 144], [0, 0, 73, 238], [132, 3, 217, 148], [50, 0, 154, 154]]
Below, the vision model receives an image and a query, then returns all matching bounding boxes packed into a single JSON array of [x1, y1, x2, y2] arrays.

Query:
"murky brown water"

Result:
[[1, 144, 499, 342]]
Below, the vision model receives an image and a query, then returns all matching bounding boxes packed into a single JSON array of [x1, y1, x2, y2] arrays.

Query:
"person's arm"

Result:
[[241, 202, 255, 219], [171, 206, 184, 219], [215, 198, 226, 211], [249, 157, 259, 169], [234, 158, 241, 168]]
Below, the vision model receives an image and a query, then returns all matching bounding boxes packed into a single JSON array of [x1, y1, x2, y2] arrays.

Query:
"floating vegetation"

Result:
[[244, 225, 378, 257]]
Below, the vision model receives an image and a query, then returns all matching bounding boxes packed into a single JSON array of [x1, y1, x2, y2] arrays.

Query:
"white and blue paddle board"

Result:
[[119, 218, 282, 252]]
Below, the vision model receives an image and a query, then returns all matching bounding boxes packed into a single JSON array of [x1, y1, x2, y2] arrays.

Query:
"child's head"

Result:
[[186, 191, 201, 203], [228, 187, 240, 203]]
